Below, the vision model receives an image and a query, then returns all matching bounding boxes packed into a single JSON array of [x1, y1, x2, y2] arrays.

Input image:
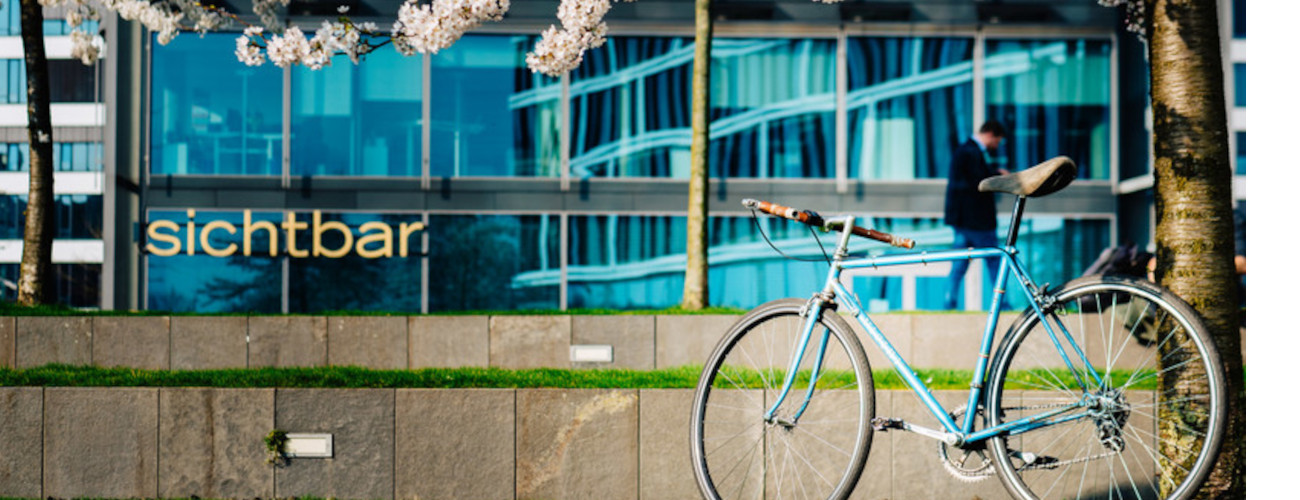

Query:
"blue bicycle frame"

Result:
[[763, 205, 1108, 447]]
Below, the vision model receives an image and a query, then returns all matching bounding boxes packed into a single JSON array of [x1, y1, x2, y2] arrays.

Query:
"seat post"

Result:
[[1005, 196, 1028, 248]]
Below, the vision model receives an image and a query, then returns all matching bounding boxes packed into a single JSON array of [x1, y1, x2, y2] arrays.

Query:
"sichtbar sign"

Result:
[[145, 210, 425, 258]]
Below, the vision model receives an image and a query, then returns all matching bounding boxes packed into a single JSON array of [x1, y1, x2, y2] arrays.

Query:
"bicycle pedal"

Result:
[[871, 417, 904, 432]]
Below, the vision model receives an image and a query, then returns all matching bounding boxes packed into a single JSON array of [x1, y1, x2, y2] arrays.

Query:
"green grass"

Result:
[[0, 364, 996, 390], [0, 302, 748, 317]]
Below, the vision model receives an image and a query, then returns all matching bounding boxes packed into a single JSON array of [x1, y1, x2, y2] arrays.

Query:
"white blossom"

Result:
[[266, 26, 311, 68], [70, 30, 99, 66], [525, 0, 630, 75], [392, 0, 510, 55], [235, 34, 265, 66]]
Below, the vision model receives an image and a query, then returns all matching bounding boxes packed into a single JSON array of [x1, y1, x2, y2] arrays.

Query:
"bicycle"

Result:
[[689, 156, 1226, 500]]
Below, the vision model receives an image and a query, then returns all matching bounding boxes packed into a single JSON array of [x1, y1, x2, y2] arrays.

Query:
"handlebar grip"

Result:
[[743, 198, 915, 249]]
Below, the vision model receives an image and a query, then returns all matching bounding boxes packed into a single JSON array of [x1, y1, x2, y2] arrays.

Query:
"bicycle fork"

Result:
[[763, 216, 859, 427]]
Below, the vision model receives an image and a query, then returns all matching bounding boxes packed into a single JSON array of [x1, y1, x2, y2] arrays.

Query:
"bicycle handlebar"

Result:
[[742, 198, 916, 249]]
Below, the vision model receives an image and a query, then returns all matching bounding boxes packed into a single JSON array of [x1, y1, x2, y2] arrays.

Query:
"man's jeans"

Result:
[[944, 227, 1000, 310]]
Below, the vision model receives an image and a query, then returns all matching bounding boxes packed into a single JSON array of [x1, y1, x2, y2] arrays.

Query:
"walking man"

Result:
[[943, 120, 1008, 310]]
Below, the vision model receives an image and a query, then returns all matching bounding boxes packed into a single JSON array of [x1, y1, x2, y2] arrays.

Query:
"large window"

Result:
[[0, 142, 103, 171], [711, 39, 837, 178], [287, 212, 423, 312], [846, 37, 974, 180], [0, 195, 102, 239], [430, 35, 562, 177], [985, 39, 1111, 179], [292, 48, 422, 177], [0, 264, 100, 307], [0, 59, 98, 104], [570, 36, 693, 179], [152, 33, 283, 175], [427, 214, 560, 311]]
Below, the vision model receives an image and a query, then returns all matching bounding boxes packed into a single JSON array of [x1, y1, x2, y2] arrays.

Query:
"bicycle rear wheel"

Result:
[[985, 275, 1226, 500], [691, 298, 874, 500]]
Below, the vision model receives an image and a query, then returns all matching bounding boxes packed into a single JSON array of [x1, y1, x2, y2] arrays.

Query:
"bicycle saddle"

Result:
[[978, 156, 1077, 198]]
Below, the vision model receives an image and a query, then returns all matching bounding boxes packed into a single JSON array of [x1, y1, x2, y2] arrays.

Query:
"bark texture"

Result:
[[16, 0, 55, 305], [1147, 0, 1245, 497], [682, 0, 712, 310]]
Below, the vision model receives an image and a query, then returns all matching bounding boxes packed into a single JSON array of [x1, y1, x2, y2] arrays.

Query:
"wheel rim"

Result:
[[988, 280, 1223, 500], [694, 308, 871, 500]]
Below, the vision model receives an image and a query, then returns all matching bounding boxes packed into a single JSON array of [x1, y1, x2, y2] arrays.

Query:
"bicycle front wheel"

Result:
[[691, 298, 874, 500], [985, 275, 1226, 500]]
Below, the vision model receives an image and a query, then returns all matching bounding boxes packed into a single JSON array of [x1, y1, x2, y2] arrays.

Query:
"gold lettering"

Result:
[[243, 210, 279, 257], [282, 212, 309, 257], [200, 220, 238, 257], [399, 221, 425, 257], [312, 210, 353, 258], [186, 209, 196, 256], [356, 221, 393, 258], [145, 220, 182, 257]]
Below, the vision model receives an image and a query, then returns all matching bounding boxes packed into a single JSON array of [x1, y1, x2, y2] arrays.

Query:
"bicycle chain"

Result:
[[941, 401, 1111, 478]]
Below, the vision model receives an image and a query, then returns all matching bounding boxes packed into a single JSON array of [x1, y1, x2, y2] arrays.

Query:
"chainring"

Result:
[[937, 405, 995, 482]]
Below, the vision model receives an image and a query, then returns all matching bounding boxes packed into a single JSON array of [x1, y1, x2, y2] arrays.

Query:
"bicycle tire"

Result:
[[984, 275, 1226, 500], [691, 298, 874, 500]]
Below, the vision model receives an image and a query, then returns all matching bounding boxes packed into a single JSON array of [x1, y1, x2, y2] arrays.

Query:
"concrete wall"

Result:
[[0, 313, 1249, 371], [2, 386, 1049, 499]]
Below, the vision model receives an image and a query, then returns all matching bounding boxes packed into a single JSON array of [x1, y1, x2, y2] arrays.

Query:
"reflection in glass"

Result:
[[288, 212, 422, 312], [1234, 63, 1245, 107], [0, 195, 102, 239], [430, 35, 562, 177], [0, 59, 98, 103], [146, 211, 282, 313], [151, 33, 283, 175], [0, 142, 103, 171], [1236, 132, 1245, 175], [847, 37, 973, 180], [985, 39, 1111, 179], [570, 36, 693, 178], [0, 263, 100, 307], [292, 49, 422, 177], [710, 39, 836, 178], [428, 214, 559, 310]]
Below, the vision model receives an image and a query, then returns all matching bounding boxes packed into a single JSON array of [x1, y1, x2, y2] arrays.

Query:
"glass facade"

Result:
[[293, 48, 422, 177], [0, 195, 102, 239], [1234, 63, 1245, 108], [151, 33, 284, 175], [711, 39, 836, 178], [985, 39, 1111, 179], [570, 36, 692, 178], [1236, 131, 1246, 175], [1, 58, 99, 104], [0, 263, 100, 307], [136, 31, 1121, 313], [847, 37, 973, 180], [0, 142, 104, 171], [430, 35, 561, 177]]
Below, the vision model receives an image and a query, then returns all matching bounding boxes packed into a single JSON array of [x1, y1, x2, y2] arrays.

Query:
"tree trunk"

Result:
[[16, 0, 56, 305], [1147, 0, 1245, 497], [682, 0, 712, 310]]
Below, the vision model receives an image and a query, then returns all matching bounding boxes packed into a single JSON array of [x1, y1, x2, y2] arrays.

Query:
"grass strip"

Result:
[[0, 365, 1155, 391]]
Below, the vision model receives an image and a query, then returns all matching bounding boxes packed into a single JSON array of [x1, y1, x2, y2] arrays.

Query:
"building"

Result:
[[1, 0, 1247, 313]]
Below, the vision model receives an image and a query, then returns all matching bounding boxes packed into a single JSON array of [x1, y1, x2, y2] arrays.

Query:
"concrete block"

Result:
[[0, 388, 41, 497], [854, 390, 892, 500], [638, 389, 696, 500], [0, 316, 13, 368], [92, 316, 170, 369], [654, 315, 737, 369], [842, 312, 912, 373], [171, 316, 248, 370], [408, 316, 489, 368], [275, 389, 395, 499], [489, 316, 569, 369], [516, 389, 638, 500], [249, 316, 327, 368], [43, 388, 159, 499], [571, 315, 654, 370], [158, 388, 275, 498], [910, 314, 993, 369], [16, 316, 92, 367], [396, 389, 514, 499], [327, 316, 408, 369], [888, 389, 1011, 500]]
